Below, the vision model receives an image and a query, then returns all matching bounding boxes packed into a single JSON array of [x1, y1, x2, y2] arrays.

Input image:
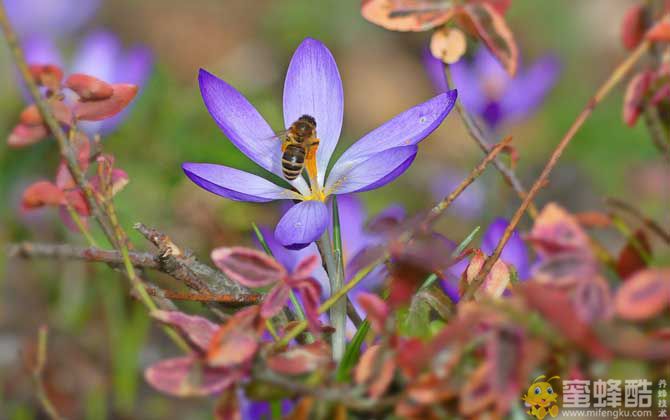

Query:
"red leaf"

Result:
[[151, 310, 219, 351], [293, 279, 323, 334], [19, 105, 44, 126], [28, 64, 63, 92], [65, 73, 114, 100], [361, 0, 456, 32], [528, 203, 593, 257], [291, 254, 320, 280], [8, 123, 48, 148], [520, 283, 612, 359], [460, 3, 519, 76], [144, 356, 239, 397], [211, 247, 286, 288], [267, 342, 331, 376], [207, 307, 260, 368], [616, 229, 651, 279], [573, 276, 613, 324], [73, 83, 138, 121], [622, 70, 653, 126], [214, 388, 241, 420], [531, 252, 597, 287], [472, 0, 511, 15], [63, 190, 90, 216], [459, 362, 496, 416], [260, 284, 291, 320], [21, 181, 65, 210], [460, 250, 510, 300], [356, 292, 389, 333], [354, 344, 396, 399], [614, 268, 670, 321], [646, 19, 670, 42], [621, 5, 647, 50]]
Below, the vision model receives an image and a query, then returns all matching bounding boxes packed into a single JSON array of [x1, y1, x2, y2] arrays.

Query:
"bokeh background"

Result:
[[0, 0, 668, 418]]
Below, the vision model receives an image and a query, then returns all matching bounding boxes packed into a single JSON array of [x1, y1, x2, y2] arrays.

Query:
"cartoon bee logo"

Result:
[[522, 375, 561, 420]]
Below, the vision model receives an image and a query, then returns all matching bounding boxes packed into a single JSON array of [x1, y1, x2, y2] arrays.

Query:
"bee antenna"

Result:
[[547, 376, 561, 382], [532, 375, 546, 384]]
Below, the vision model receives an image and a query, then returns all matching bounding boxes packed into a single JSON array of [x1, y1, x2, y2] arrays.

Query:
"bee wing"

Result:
[[262, 129, 290, 142]]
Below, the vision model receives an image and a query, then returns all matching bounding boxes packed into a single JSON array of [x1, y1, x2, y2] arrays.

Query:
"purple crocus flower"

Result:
[[183, 38, 457, 250], [22, 30, 153, 135], [6, 0, 101, 39], [423, 46, 559, 129], [430, 168, 485, 220], [481, 217, 530, 280]]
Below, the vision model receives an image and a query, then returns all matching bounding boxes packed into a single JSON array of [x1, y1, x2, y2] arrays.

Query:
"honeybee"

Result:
[[274, 114, 319, 181]]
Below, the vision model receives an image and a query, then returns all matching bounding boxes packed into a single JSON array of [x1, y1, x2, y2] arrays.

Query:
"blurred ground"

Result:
[[1, 0, 668, 418]]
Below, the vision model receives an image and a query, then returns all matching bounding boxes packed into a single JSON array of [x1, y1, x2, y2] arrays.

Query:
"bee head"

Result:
[[299, 114, 317, 128]]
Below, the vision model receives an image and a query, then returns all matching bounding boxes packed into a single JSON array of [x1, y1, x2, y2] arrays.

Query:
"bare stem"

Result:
[[445, 66, 538, 219], [462, 40, 651, 301], [316, 231, 346, 361], [606, 197, 670, 244], [31, 326, 64, 420]]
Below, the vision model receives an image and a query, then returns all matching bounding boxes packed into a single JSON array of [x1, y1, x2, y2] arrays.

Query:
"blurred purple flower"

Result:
[[6, 0, 101, 38], [240, 396, 293, 420], [424, 46, 560, 129], [183, 38, 457, 250], [22, 30, 153, 134], [481, 217, 530, 279], [430, 168, 485, 220]]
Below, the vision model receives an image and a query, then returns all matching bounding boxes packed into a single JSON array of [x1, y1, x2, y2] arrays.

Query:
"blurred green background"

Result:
[[1, 0, 668, 418]]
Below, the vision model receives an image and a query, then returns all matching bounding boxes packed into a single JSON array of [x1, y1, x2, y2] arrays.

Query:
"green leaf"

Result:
[[335, 320, 370, 382]]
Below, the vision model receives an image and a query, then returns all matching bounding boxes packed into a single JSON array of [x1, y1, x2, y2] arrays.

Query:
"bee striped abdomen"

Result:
[[281, 144, 306, 180]]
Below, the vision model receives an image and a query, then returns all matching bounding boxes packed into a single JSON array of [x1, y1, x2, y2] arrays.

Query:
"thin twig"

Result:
[[606, 197, 670, 244], [424, 135, 513, 225], [8, 242, 158, 268], [445, 67, 539, 219], [462, 40, 651, 301], [30, 326, 64, 420]]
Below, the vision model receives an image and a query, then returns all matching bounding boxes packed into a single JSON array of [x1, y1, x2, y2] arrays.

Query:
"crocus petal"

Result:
[[283, 38, 343, 186], [422, 46, 449, 92], [481, 218, 530, 279], [326, 145, 417, 195], [198, 69, 310, 196], [329, 91, 456, 175], [182, 163, 296, 202], [275, 200, 329, 249], [450, 56, 487, 114], [430, 168, 485, 220], [499, 55, 560, 122], [22, 36, 63, 67], [72, 30, 122, 83], [6, 0, 101, 38]]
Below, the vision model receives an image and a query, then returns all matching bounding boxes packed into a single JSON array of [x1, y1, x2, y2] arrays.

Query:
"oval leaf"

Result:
[[21, 181, 65, 210], [361, 0, 456, 32], [211, 247, 286, 288], [65, 73, 114, 100], [621, 5, 647, 50], [151, 310, 219, 351], [622, 71, 653, 126], [615, 268, 670, 321], [74, 83, 138, 121]]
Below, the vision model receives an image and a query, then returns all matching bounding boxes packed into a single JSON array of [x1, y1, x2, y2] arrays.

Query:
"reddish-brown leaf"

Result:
[[28, 64, 63, 92], [260, 284, 291, 319], [266, 341, 331, 375], [8, 123, 48, 148], [616, 229, 651, 279], [21, 181, 65, 210], [461, 250, 510, 300], [354, 344, 396, 399], [207, 306, 261, 367], [459, 362, 496, 416], [622, 70, 653, 126], [575, 211, 612, 228], [614, 268, 670, 321], [293, 279, 323, 334], [475, 0, 511, 15], [65, 73, 114, 100], [528, 203, 593, 257], [73, 83, 138, 121], [573, 276, 613, 324], [361, 0, 456, 32], [520, 283, 612, 359], [151, 310, 219, 351], [214, 388, 241, 420], [211, 247, 286, 288], [291, 254, 319, 280], [460, 3, 518, 76], [646, 19, 670, 42], [621, 5, 647, 50], [19, 105, 44, 126], [356, 292, 389, 333], [144, 356, 240, 397], [531, 252, 597, 288]]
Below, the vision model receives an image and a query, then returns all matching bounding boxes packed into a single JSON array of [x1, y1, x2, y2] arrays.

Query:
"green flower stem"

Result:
[[65, 203, 99, 247], [316, 229, 345, 361]]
